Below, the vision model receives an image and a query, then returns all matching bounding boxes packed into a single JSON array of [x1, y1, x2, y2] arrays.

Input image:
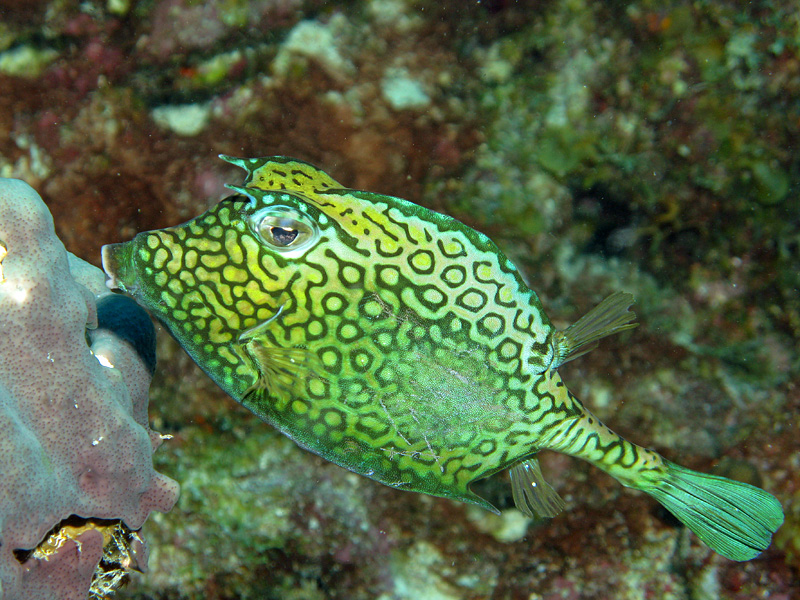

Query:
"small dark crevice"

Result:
[[573, 186, 638, 258]]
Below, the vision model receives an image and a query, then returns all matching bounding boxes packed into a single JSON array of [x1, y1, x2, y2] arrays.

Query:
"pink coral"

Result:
[[0, 179, 179, 600]]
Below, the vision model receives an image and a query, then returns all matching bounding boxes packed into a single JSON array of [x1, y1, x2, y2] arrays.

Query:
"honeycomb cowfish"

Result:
[[102, 155, 784, 561]]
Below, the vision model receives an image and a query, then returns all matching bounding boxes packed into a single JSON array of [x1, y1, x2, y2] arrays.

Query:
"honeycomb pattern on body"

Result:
[[117, 157, 639, 507]]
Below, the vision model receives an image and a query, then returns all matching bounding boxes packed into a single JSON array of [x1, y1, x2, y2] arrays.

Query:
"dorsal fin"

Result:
[[220, 155, 344, 197], [551, 291, 637, 368]]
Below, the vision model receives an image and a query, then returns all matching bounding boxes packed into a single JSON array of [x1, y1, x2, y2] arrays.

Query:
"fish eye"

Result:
[[268, 225, 299, 246], [252, 206, 318, 253], [260, 217, 311, 247]]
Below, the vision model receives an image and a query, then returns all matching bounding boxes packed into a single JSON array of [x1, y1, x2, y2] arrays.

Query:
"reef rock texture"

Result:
[[0, 179, 179, 600]]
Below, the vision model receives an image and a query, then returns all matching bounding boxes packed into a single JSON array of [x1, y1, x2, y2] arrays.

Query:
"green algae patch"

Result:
[[0, 45, 58, 78]]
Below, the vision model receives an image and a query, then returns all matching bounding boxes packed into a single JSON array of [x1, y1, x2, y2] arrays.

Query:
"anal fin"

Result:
[[509, 457, 565, 519], [552, 291, 637, 367]]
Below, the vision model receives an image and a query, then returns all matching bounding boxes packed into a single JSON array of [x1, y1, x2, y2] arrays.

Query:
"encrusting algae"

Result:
[[102, 155, 784, 562]]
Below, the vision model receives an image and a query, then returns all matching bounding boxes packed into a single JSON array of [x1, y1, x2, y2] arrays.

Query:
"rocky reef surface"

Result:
[[1, 1, 797, 598]]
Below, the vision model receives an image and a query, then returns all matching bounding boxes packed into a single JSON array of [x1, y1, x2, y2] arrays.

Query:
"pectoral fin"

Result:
[[236, 308, 318, 404]]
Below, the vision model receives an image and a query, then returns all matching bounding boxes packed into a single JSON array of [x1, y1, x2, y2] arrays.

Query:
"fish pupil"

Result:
[[270, 226, 299, 246]]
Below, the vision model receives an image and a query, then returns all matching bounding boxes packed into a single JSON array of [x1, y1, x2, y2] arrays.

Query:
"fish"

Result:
[[101, 155, 784, 561]]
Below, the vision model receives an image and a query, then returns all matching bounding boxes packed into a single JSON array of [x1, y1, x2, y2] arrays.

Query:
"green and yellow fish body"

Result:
[[102, 156, 783, 561]]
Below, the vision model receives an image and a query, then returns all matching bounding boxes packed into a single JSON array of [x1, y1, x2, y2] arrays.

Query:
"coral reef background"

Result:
[[1, 1, 798, 598]]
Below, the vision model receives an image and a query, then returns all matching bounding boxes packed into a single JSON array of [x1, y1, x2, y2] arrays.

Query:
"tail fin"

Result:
[[641, 460, 784, 561]]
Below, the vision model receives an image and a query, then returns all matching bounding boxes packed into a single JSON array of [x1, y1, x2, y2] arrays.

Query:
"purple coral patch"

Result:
[[0, 178, 179, 599]]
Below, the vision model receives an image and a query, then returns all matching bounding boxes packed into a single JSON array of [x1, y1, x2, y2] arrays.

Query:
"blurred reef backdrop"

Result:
[[1, 0, 799, 598]]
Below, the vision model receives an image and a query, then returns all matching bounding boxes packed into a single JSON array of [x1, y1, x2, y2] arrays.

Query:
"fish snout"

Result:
[[101, 242, 135, 293]]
